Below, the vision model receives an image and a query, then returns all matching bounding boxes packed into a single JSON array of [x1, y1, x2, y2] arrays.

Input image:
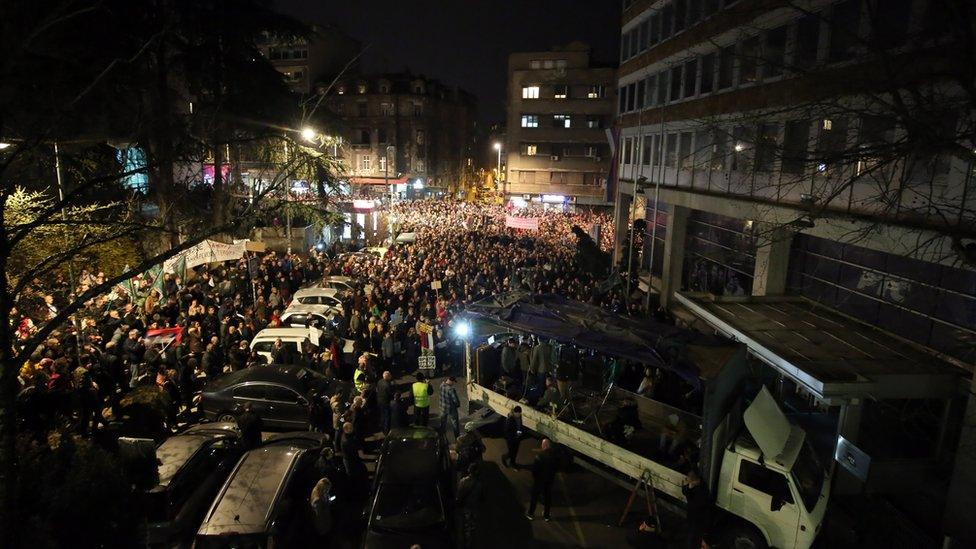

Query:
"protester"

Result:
[[412, 372, 433, 426], [525, 438, 558, 522], [439, 376, 461, 440], [502, 406, 524, 468]]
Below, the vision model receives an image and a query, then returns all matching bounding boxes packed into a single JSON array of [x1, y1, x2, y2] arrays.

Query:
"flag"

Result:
[[147, 264, 164, 297], [174, 254, 187, 283], [143, 327, 183, 348]]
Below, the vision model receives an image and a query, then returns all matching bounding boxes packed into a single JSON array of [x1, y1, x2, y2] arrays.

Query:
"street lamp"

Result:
[[493, 142, 502, 192], [385, 145, 395, 241], [301, 127, 317, 142]]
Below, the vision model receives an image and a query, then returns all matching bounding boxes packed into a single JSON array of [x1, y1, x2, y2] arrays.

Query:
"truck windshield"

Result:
[[792, 442, 825, 511]]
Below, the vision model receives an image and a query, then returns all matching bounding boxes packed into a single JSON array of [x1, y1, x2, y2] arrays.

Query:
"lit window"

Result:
[[522, 86, 540, 99], [360, 155, 372, 171], [586, 116, 601, 129], [585, 146, 597, 157], [553, 114, 571, 128], [521, 115, 539, 128], [587, 85, 605, 99], [381, 103, 393, 116], [530, 60, 542, 69], [416, 159, 425, 172], [337, 86, 345, 95], [379, 156, 387, 171], [554, 85, 568, 99], [525, 144, 538, 156], [823, 119, 833, 130], [357, 84, 367, 94], [543, 59, 554, 69]]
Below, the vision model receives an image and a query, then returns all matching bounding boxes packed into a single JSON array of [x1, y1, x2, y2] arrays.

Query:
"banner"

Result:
[[505, 215, 539, 231], [164, 239, 246, 273]]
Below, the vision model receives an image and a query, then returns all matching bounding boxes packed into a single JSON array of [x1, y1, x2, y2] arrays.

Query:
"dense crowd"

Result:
[[11, 199, 622, 440]]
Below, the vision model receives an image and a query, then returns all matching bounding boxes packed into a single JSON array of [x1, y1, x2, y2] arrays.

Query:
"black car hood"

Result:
[[364, 527, 452, 549]]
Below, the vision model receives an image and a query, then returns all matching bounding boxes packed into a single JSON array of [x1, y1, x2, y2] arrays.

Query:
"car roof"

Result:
[[378, 427, 442, 483], [282, 303, 336, 316], [263, 431, 328, 448], [252, 327, 323, 340], [155, 434, 210, 487], [323, 276, 354, 284], [197, 445, 307, 536], [209, 365, 306, 390], [294, 287, 340, 299]]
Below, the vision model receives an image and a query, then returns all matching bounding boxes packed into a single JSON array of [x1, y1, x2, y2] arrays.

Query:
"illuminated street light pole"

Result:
[[493, 142, 502, 192]]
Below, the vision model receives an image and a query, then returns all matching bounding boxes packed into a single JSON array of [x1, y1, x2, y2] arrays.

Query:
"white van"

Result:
[[249, 327, 324, 364]]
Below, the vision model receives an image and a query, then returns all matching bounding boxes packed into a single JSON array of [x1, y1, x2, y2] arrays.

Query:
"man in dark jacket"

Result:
[[502, 406, 524, 468], [237, 403, 263, 449], [375, 371, 393, 434], [682, 468, 711, 549], [525, 438, 557, 521]]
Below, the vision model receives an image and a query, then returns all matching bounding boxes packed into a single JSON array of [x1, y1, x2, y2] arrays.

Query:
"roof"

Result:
[[293, 287, 341, 298], [282, 303, 337, 317], [323, 275, 355, 283], [208, 365, 307, 390], [378, 428, 442, 483], [675, 293, 966, 401], [252, 326, 323, 341], [197, 445, 305, 536], [464, 292, 735, 386], [155, 434, 209, 487]]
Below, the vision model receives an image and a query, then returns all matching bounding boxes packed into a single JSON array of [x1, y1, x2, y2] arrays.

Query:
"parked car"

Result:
[[147, 422, 244, 546], [319, 275, 359, 294], [194, 432, 328, 548], [292, 287, 346, 310], [363, 427, 457, 549], [280, 303, 341, 330], [249, 326, 326, 364], [198, 366, 337, 429]]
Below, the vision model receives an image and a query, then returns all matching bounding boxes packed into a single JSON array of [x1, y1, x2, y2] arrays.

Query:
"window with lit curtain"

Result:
[[522, 86, 540, 99]]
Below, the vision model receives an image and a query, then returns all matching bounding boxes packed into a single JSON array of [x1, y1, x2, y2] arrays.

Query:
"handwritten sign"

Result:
[[431, 280, 442, 290]]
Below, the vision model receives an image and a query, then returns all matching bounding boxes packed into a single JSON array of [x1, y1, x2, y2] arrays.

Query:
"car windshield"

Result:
[[372, 482, 444, 529], [792, 441, 825, 512]]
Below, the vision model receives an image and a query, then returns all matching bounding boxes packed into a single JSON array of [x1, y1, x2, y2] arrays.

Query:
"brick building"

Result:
[[504, 43, 616, 208], [613, 0, 975, 543], [257, 25, 361, 95], [322, 74, 476, 195]]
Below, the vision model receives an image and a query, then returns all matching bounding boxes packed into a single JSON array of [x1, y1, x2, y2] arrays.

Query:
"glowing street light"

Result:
[[301, 127, 317, 142], [0, 143, 11, 150], [493, 142, 503, 189]]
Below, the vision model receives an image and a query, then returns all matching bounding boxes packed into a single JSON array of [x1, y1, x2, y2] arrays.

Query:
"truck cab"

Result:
[[713, 388, 831, 549]]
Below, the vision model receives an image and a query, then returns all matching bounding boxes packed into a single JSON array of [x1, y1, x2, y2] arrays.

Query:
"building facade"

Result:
[[322, 74, 476, 195], [614, 0, 976, 544], [257, 26, 361, 95], [505, 43, 616, 207]]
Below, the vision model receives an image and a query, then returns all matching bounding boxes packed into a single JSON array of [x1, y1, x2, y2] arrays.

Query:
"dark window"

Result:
[[738, 460, 794, 504], [665, 133, 678, 167], [643, 137, 653, 166], [754, 123, 778, 172], [669, 66, 682, 102], [829, 0, 862, 62], [359, 129, 371, 144], [647, 74, 658, 106], [740, 36, 760, 84], [619, 86, 628, 112], [627, 82, 637, 111], [378, 128, 388, 143], [357, 102, 367, 117], [657, 70, 669, 104], [700, 53, 715, 94], [636, 80, 646, 107], [639, 19, 650, 51], [782, 120, 811, 175], [662, 4, 674, 38], [795, 14, 822, 68], [683, 59, 698, 98], [870, 0, 912, 49], [650, 13, 661, 44], [718, 46, 734, 89], [688, 0, 701, 25], [624, 138, 633, 164], [234, 385, 267, 399], [622, 34, 631, 61], [266, 385, 300, 403], [702, 0, 719, 17], [674, 0, 687, 32], [763, 26, 788, 78]]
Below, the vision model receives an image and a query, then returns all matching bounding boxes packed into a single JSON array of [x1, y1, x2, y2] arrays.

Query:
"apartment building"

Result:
[[257, 25, 360, 95], [614, 0, 975, 544], [323, 73, 476, 195], [505, 43, 616, 207]]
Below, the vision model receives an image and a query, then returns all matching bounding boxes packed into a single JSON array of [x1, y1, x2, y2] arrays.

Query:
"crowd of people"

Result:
[[12, 197, 686, 546]]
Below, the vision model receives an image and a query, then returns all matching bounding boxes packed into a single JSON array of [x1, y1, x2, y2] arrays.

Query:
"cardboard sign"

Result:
[[418, 355, 437, 372], [431, 280, 442, 290]]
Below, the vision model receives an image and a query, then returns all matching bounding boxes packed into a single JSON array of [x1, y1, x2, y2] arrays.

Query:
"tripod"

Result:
[[583, 382, 615, 435]]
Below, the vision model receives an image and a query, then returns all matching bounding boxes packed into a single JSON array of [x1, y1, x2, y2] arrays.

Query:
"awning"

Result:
[[464, 292, 735, 387], [348, 176, 409, 186]]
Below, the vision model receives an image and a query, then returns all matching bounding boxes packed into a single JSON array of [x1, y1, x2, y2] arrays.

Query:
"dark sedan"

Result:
[[146, 422, 244, 546], [198, 365, 339, 430], [363, 427, 457, 549]]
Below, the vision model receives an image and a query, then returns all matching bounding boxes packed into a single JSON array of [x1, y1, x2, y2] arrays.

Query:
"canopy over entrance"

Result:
[[464, 292, 735, 386]]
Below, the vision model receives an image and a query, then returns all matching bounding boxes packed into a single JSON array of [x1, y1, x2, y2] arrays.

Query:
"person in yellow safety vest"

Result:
[[412, 372, 433, 426], [354, 354, 369, 395]]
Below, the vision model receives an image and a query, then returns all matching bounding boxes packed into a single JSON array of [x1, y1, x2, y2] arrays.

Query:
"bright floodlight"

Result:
[[493, 142, 502, 150], [413, 179, 424, 190], [301, 127, 317, 142], [0, 143, 10, 150], [454, 321, 471, 338]]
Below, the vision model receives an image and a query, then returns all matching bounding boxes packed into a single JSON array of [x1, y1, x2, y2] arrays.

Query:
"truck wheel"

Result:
[[722, 523, 768, 549]]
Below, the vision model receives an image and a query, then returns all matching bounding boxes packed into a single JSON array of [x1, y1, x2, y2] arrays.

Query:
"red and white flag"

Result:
[[143, 327, 183, 348]]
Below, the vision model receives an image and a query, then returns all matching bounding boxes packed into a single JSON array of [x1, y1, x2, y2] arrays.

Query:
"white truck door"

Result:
[[728, 457, 800, 548]]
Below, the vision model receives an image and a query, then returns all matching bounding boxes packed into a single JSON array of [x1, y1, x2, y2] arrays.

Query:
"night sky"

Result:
[[276, 0, 621, 126]]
